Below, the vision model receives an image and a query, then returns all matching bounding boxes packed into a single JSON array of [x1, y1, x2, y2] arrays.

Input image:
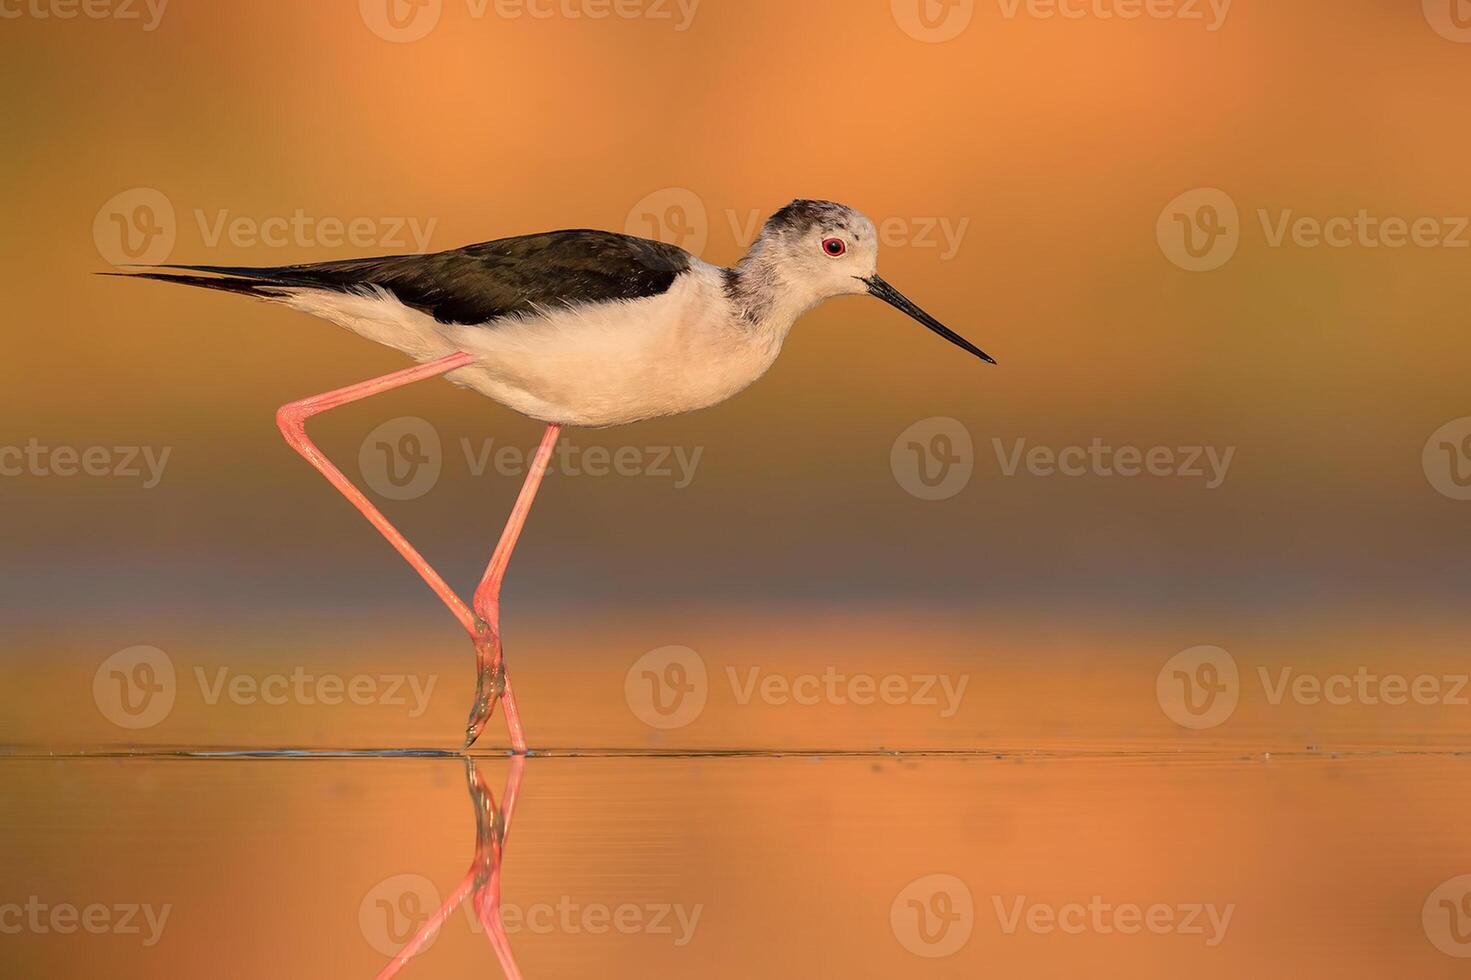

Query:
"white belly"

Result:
[[281, 263, 785, 427]]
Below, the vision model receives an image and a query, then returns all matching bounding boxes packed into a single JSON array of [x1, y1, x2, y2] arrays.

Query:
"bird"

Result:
[[109, 199, 996, 753]]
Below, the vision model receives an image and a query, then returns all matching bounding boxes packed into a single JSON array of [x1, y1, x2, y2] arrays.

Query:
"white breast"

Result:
[[280, 261, 787, 427]]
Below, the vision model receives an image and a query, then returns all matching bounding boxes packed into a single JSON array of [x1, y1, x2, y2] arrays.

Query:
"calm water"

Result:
[[2, 751, 1469, 977], [5, 611, 1471, 974]]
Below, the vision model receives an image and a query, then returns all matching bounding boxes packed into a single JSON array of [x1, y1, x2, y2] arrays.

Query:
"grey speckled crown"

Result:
[[763, 199, 858, 236]]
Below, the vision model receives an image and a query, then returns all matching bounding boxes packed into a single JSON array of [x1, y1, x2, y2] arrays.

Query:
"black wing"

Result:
[[119, 230, 694, 325]]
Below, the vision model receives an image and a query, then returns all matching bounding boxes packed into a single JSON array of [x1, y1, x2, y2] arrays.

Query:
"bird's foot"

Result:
[[463, 650, 507, 751]]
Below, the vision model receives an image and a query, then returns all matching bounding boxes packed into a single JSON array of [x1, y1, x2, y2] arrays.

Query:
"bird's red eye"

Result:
[[821, 237, 846, 257]]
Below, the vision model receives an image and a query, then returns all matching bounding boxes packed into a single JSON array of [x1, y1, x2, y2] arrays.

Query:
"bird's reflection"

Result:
[[377, 756, 525, 980]]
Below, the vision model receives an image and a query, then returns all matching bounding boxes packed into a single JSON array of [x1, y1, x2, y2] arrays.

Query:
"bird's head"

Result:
[[750, 199, 995, 364]]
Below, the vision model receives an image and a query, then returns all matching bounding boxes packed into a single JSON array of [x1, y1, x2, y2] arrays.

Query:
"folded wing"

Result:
[[116, 230, 694, 325]]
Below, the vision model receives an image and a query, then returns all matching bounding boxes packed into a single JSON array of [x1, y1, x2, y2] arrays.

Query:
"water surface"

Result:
[[3, 751, 1468, 977]]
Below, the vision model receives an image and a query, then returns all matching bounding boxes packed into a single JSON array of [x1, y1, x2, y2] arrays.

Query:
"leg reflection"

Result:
[[376, 756, 526, 980]]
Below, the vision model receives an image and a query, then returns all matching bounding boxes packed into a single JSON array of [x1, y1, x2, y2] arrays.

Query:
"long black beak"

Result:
[[863, 275, 996, 365]]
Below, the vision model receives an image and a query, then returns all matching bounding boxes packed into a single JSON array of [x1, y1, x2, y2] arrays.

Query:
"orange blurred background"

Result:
[[5, 4, 1471, 977], [3, 0, 1470, 751]]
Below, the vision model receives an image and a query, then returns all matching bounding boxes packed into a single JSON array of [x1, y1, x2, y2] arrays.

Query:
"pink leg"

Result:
[[376, 756, 526, 980], [274, 352, 536, 752], [472, 756, 525, 980], [276, 352, 478, 633], [463, 423, 561, 751]]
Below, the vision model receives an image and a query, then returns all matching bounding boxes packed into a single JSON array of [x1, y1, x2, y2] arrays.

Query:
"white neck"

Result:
[[723, 238, 825, 344]]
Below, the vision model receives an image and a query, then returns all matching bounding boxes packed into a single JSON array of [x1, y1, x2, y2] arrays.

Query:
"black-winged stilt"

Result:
[[111, 199, 996, 752]]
